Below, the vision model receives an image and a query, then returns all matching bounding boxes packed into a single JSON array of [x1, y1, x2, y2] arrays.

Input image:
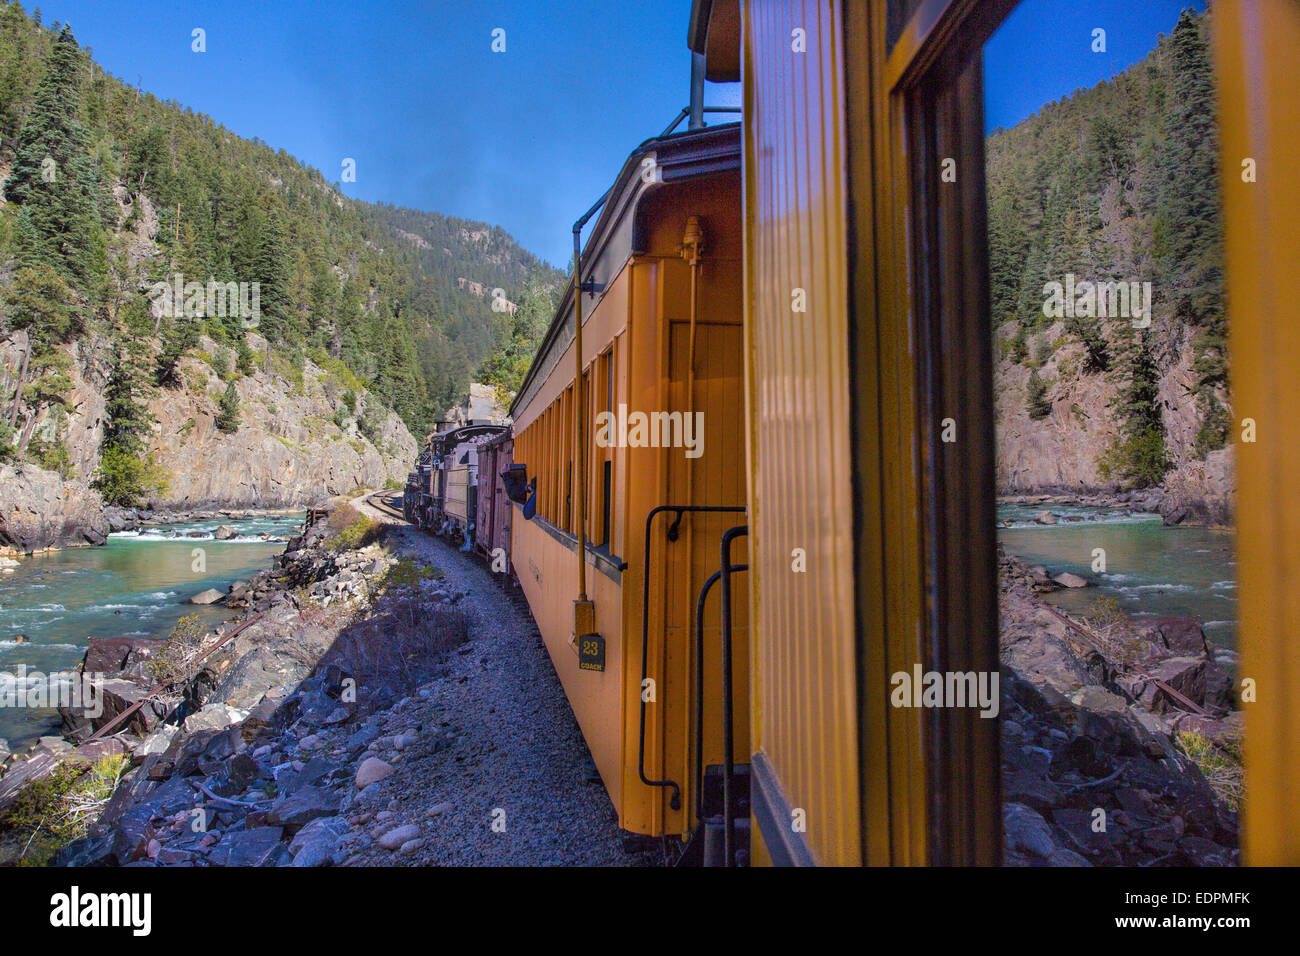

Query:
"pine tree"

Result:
[[211, 347, 231, 380], [1026, 369, 1053, 420], [216, 380, 240, 433], [5, 26, 103, 285], [1099, 330, 1168, 486], [101, 339, 154, 454], [155, 317, 199, 387]]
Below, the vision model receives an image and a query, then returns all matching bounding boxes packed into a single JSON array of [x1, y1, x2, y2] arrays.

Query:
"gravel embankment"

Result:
[[337, 523, 651, 866]]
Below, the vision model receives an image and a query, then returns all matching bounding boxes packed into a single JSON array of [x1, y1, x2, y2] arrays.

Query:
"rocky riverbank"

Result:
[[1, 498, 639, 867], [998, 547, 1240, 866], [998, 477, 1230, 528]]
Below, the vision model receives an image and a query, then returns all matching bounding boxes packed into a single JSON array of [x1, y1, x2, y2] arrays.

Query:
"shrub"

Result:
[[1085, 595, 1125, 627], [32, 438, 74, 478], [147, 614, 206, 685], [325, 503, 382, 550], [380, 556, 443, 595], [1177, 729, 1243, 810], [1097, 425, 1168, 487], [93, 444, 170, 506], [0, 753, 128, 865]]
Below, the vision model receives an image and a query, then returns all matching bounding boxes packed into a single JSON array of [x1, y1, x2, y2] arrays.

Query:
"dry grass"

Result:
[[1178, 728, 1244, 810]]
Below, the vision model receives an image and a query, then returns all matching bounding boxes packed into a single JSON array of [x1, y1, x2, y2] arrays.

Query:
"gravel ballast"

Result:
[[336, 523, 652, 867]]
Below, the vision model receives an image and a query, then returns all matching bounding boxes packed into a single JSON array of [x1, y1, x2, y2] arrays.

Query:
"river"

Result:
[[998, 502, 1236, 649], [2, 504, 1235, 752], [0, 513, 302, 751]]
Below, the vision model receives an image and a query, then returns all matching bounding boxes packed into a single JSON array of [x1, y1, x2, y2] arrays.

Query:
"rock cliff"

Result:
[[995, 320, 1233, 523], [0, 332, 416, 553]]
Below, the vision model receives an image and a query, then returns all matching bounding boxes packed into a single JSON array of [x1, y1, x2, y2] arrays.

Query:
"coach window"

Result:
[[867, 0, 1238, 866]]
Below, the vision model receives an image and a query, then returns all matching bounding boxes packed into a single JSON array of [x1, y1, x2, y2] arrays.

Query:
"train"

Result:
[[402, 0, 1300, 866], [402, 421, 514, 562]]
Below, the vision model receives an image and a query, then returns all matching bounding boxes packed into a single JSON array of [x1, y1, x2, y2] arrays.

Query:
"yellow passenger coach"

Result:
[[504, 0, 1300, 866]]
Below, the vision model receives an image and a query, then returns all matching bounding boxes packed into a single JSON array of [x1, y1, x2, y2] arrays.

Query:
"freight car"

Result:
[[405, 422, 508, 544], [473, 430, 515, 567]]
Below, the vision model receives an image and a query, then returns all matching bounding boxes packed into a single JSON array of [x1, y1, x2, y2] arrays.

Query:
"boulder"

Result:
[[1143, 617, 1213, 659], [205, 827, 284, 867], [1052, 571, 1090, 588], [82, 636, 156, 674], [214, 524, 237, 540], [267, 785, 341, 830], [1141, 657, 1209, 713], [60, 677, 175, 739], [182, 702, 248, 734], [1003, 803, 1055, 859], [0, 464, 108, 553], [1033, 510, 1058, 525], [289, 814, 347, 867], [1161, 504, 1189, 526], [187, 587, 225, 605]]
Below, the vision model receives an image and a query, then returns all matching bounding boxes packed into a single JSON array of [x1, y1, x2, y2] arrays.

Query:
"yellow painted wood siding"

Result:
[[742, 0, 861, 866], [1212, 0, 1300, 865]]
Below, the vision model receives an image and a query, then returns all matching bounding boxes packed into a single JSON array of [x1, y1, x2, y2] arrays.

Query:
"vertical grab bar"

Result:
[[719, 525, 749, 867], [638, 504, 745, 816]]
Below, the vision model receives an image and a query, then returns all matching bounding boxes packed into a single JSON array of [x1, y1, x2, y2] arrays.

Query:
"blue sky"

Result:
[[38, 0, 737, 268], [985, 0, 1208, 133], [34, 1, 1202, 265]]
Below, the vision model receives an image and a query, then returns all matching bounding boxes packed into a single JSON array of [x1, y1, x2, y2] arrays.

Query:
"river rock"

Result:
[[103, 507, 139, 533], [1143, 617, 1213, 658], [1033, 510, 1058, 525], [214, 524, 237, 540], [187, 587, 225, 605], [377, 823, 419, 850], [356, 757, 394, 789]]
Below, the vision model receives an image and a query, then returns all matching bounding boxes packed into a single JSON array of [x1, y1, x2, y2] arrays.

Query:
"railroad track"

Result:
[[366, 491, 407, 522]]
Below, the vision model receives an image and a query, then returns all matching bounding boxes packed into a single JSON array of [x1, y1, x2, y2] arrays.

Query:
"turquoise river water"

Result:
[[1, 513, 302, 750], [998, 502, 1236, 648]]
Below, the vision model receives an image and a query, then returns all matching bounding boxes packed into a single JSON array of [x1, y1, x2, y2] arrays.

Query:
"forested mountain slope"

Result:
[[988, 10, 1230, 519], [0, 4, 561, 546]]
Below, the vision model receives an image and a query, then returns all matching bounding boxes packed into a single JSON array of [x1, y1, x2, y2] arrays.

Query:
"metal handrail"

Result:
[[661, 106, 742, 138], [637, 504, 745, 813]]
